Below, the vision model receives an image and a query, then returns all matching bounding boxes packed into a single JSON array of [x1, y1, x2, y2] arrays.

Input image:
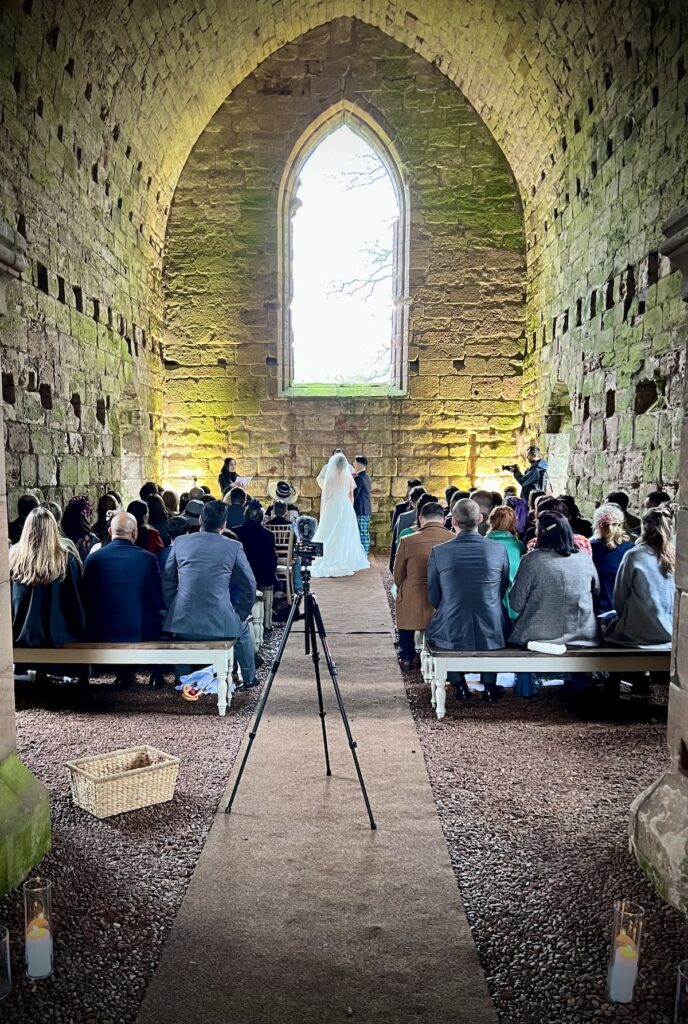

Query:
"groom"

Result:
[[353, 455, 372, 554]]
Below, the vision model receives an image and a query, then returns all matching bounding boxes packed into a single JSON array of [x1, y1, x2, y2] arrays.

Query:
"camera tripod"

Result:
[[224, 564, 377, 829]]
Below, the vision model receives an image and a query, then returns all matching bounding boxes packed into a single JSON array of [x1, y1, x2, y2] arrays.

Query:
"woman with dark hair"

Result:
[[509, 512, 600, 647], [558, 494, 593, 539], [146, 492, 171, 547], [606, 508, 675, 647], [93, 493, 119, 545], [179, 492, 190, 514], [524, 496, 592, 555], [61, 496, 99, 560], [10, 507, 85, 647], [126, 499, 164, 555], [218, 457, 237, 496]]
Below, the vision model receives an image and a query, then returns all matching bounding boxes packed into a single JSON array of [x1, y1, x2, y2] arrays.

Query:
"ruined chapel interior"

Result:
[[0, 2, 688, 1023]]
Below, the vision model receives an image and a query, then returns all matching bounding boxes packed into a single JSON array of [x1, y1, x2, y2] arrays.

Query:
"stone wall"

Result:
[[522, 6, 688, 513], [164, 19, 526, 541], [0, 2, 165, 513]]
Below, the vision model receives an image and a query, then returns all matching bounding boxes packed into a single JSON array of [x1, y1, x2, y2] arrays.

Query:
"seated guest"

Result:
[[106, 490, 123, 508], [163, 500, 259, 688], [490, 491, 503, 510], [266, 480, 299, 522], [93, 493, 119, 545], [606, 490, 641, 535], [398, 493, 439, 540], [391, 478, 423, 532], [41, 500, 82, 566], [644, 489, 671, 511], [162, 489, 178, 516], [139, 481, 160, 500], [391, 485, 426, 568], [182, 497, 204, 532], [559, 495, 593, 538], [188, 486, 206, 501], [443, 485, 459, 516], [218, 456, 238, 496], [444, 490, 470, 530], [468, 490, 493, 535], [127, 499, 164, 554], [509, 512, 600, 647], [82, 511, 163, 642], [10, 507, 85, 647], [504, 485, 517, 498], [179, 492, 190, 515], [525, 496, 592, 555], [223, 486, 247, 529], [265, 500, 291, 526], [159, 515, 188, 572], [146, 493, 171, 547], [486, 505, 526, 620], [605, 508, 675, 647], [590, 504, 634, 613], [62, 495, 99, 560], [427, 498, 511, 703], [234, 500, 278, 590], [9, 493, 40, 544], [394, 501, 451, 670]]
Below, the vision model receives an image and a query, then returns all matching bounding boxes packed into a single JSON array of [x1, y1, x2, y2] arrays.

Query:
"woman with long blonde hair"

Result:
[[606, 507, 675, 647], [590, 503, 635, 613], [10, 507, 85, 647]]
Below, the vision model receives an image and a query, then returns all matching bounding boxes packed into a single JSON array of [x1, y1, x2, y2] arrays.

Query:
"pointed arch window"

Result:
[[278, 102, 411, 396]]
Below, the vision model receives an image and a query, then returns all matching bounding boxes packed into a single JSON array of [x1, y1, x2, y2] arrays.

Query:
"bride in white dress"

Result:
[[311, 453, 370, 578]]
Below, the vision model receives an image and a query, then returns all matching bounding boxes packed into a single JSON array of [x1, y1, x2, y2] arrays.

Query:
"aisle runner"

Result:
[[137, 566, 497, 1024]]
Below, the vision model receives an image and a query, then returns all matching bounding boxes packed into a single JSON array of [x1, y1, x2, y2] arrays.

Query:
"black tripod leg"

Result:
[[306, 593, 332, 777], [225, 593, 303, 815], [310, 595, 377, 831]]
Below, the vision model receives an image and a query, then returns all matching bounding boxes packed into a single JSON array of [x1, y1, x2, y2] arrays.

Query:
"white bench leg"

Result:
[[435, 658, 447, 720], [216, 650, 233, 717], [263, 587, 274, 631]]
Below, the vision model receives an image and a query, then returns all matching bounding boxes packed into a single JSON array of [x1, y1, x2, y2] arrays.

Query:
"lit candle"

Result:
[[25, 913, 53, 980], [607, 928, 638, 1003]]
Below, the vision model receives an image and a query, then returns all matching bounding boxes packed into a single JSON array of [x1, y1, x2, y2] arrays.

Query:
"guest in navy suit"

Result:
[[427, 498, 511, 703], [82, 511, 164, 686]]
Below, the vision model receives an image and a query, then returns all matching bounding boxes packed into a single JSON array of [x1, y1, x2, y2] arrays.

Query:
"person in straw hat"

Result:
[[266, 480, 300, 524]]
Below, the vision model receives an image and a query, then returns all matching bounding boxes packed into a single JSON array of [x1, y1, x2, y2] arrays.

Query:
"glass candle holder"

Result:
[[607, 899, 644, 1003], [23, 877, 53, 980], [675, 960, 688, 1023], [0, 925, 10, 1000]]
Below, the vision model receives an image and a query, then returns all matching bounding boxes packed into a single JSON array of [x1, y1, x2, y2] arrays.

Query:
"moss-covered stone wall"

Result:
[[164, 19, 526, 541], [0, 2, 165, 512], [521, 9, 688, 512]]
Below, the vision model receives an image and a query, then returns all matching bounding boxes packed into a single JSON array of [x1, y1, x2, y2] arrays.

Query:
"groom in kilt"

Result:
[[353, 456, 372, 554]]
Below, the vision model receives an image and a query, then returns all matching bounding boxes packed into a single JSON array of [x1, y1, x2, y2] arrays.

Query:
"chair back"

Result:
[[266, 524, 294, 565]]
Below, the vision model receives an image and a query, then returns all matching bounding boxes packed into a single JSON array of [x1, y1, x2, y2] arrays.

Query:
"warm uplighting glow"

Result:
[[290, 124, 399, 387]]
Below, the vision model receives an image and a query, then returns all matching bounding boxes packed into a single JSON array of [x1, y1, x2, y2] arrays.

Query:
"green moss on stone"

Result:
[[0, 753, 51, 896]]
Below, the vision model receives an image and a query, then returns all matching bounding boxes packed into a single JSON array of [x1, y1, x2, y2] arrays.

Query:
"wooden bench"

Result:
[[420, 640, 672, 720], [13, 641, 237, 716]]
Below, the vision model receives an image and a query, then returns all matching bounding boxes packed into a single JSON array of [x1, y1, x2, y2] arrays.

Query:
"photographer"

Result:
[[503, 445, 549, 501]]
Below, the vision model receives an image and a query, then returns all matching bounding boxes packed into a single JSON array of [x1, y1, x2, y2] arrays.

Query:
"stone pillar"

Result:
[[629, 204, 688, 912], [0, 215, 51, 894]]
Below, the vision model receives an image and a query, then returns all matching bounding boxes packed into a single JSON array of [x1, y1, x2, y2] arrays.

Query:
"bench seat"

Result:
[[420, 639, 671, 720], [13, 640, 237, 716]]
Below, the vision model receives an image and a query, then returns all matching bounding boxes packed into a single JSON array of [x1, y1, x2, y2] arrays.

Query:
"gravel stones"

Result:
[[380, 558, 687, 1024]]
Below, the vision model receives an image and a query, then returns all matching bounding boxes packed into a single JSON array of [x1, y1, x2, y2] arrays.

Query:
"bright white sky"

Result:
[[291, 124, 399, 386]]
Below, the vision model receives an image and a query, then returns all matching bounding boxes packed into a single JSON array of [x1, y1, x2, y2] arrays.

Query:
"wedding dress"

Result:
[[311, 454, 370, 578]]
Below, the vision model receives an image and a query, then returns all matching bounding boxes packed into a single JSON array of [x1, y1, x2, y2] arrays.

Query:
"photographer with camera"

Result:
[[503, 445, 550, 502]]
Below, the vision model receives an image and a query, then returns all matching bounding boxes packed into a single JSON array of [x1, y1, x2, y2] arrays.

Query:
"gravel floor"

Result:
[[0, 625, 285, 1024], [378, 558, 687, 1024]]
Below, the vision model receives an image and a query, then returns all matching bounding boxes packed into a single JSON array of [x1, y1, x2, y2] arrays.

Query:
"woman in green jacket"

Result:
[[486, 505, 526, 620]]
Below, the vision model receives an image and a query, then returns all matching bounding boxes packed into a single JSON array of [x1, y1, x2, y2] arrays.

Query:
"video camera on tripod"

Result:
[[294, 514, 323, 566]]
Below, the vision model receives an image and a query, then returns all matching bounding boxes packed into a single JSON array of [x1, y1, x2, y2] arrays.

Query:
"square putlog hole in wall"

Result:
[[70, 393, 82, 419], [605, 389, 616, 417], [634, 378, 661, 414], [96, 397, 107, 425], [2, 373, 16, 405], [38, 383, 52, 409]]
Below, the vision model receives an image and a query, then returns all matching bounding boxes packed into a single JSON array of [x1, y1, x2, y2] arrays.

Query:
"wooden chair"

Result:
[[266, 524, 295, 602]]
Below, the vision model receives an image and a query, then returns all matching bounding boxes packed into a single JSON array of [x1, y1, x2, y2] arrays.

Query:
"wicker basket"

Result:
[[67, 745, 180, 819]]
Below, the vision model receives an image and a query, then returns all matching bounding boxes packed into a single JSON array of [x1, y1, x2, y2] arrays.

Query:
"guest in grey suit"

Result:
[[427, 498, 511, 702], [162, 500, 259, 688]]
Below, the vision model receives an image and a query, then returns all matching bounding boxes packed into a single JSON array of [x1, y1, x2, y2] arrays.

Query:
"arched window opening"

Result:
[[278, 103, 410, 396]]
